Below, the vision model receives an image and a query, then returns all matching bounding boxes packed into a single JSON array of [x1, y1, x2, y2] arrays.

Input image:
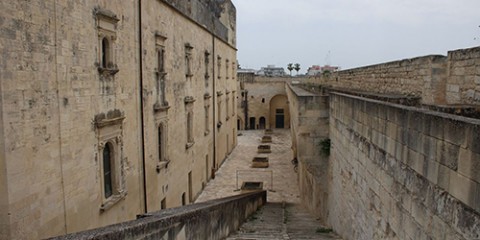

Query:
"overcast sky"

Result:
[[231, 0, 480, 73]]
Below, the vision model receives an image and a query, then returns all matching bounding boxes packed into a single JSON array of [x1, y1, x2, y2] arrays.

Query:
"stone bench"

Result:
[[257, 144, 271, 153], [261, 135, 272, 143], [251, 157, 269, 168]]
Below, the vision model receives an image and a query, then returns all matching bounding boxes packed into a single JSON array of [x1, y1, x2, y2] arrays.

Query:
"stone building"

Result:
[[0, 0, 237, 239], [237, 75, 293, 130]]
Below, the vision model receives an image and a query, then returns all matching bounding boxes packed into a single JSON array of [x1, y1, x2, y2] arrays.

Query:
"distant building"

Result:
[[306, 65, 340, 76], [256, 65, 286, 77]]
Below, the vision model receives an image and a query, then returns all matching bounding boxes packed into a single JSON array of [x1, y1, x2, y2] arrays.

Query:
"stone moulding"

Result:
[[184, 96, 196, 104], [100, 191, 127, 212]]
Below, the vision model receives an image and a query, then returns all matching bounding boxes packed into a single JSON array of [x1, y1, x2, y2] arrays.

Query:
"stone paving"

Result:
[[196, 129, 300, 203]]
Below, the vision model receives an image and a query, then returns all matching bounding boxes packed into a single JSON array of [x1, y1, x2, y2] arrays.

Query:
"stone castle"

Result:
[[1, 0, 480, 239], [0, 0, 237, 239]]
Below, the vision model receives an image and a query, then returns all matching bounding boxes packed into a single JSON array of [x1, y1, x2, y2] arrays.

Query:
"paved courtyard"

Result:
[[196, 129, 300, 203]]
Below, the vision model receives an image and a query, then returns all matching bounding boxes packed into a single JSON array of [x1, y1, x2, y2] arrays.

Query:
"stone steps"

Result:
[[227, 202, 342, 240]]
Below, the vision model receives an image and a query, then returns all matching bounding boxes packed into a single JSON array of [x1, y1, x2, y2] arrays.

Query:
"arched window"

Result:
[[103, 142, 114, 198], [101, 37, 110, 68]]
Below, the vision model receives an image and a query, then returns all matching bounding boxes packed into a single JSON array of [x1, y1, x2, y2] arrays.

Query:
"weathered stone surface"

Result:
[[49, 191, 267, 240]]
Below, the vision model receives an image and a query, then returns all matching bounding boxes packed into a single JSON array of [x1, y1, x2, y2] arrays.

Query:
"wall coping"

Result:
[[48, 190, 267, 239], [331, 92, 480, 125]]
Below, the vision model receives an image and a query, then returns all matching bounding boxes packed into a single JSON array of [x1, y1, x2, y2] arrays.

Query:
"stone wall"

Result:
[[49, 191, 267, 240], [238, 77, 290, 129], [328, 92, 480, 239], [309, 46, 480, 105], [286, 84, 330, 222], [446, 47, 480, 104]]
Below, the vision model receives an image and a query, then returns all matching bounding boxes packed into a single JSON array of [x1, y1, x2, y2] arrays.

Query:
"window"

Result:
[[95, 109, 126, 212], [101, 38, 110, 68], [158, 124, 165, 162], [103, 142, 114, 198], [185, 96, 195, 148], [217, 56, 222, 79], [204, 105, 210, 135], [232, 61, 236, 80], [185, 43, 193, 78], [187, 112, 193, 143], [95, 8, 119, 78], [204, 51, 210, 90], [226, 59, 229, 79], [154, 33, 169, 110], [232, 92, 236, 117], [226, 92, 230, 120]]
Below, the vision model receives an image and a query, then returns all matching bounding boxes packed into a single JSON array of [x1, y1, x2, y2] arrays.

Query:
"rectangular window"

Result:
[[185, 43, 193, 78], [217, 56, 222, 79], [155, 33, 168, 109], [204, 51, 210, 90], [226, 59, 229, 79], [205, 105, 210, 134]]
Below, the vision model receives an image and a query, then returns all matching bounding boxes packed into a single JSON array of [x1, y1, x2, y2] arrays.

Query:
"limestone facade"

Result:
[[0, 0, 236, 239], [237, 76, 293, 130]]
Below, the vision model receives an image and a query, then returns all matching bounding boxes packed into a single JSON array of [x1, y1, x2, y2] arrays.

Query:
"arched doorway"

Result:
[[259, 117, 266, 129], [269, 95, 290, 129]]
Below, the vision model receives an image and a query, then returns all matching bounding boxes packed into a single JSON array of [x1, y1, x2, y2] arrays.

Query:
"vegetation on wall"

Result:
[[319, 138, 331, 157]]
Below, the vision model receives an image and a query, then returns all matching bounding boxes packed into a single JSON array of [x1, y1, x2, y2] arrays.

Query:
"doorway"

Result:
[[275, 109, 284, 128]]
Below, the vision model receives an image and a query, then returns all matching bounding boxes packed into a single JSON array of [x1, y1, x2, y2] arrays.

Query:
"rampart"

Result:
[[49, 191, 266, 240], [327, 92, 480, 239], [308, 46, 480, 105]]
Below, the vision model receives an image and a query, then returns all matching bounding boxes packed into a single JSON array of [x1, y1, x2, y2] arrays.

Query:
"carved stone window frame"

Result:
[[217, 56, 222, 79], [204, 50, 210, 93], [226, 90, 230, 120], [156, 119, 170, 171], [154, 33, 170, 111], [94, 110, 127, 212], [95, 8, 120, 78], [185, 96, 196, 149], [226, 59, 229, 79], [185, 43, 194, 78], [232, 61, 236, 80]]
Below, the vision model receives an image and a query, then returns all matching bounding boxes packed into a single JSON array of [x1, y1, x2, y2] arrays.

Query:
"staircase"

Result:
[[227, 202, 341, 240]]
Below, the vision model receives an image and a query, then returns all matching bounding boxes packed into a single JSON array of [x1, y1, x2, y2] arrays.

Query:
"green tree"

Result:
[[287, 63, 294, 76], [294, 63, 300, 75]]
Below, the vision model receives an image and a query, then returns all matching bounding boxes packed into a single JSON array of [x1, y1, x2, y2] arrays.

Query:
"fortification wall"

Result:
[[328, 92, 480, 239], [286, 84, 330, 222], [446, 47, 480, 104], [310, 47, 480, 105]]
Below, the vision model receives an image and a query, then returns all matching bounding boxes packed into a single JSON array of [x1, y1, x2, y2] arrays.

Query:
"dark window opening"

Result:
[[101, 37, 109, 68], [103, 143, 113, 198]]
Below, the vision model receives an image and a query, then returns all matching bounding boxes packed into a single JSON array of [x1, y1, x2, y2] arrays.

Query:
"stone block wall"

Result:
[[328, 92, 480, 239], [286, 84, 330, 222], [310, 46, 480, 105], [446, 47, 480, 104], [331, 55, 446, 102]]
